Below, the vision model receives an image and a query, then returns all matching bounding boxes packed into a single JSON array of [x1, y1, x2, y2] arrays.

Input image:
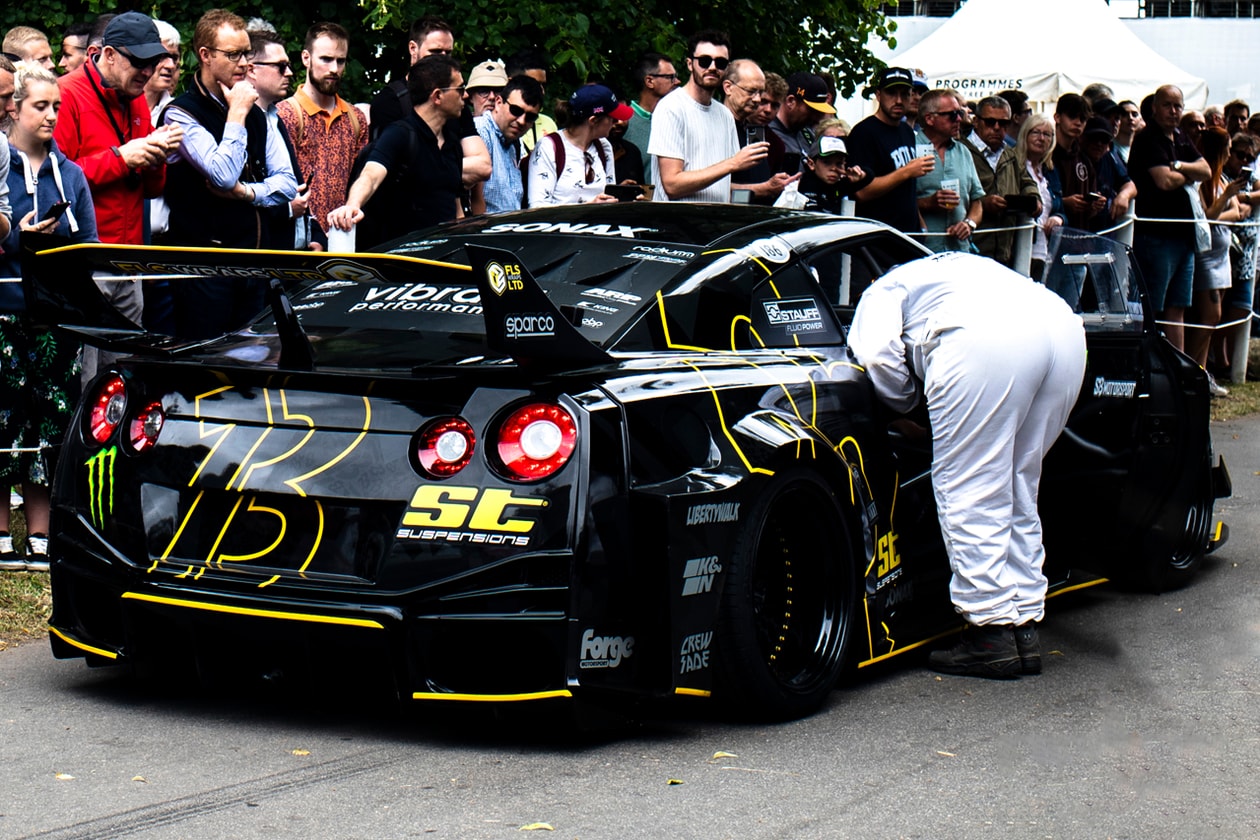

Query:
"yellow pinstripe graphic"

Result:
[[284, 396, 372, 496], [225, 426, 273, 490], [50, 626, 119, 659], [36, 241, 471, 272], [237, 391, 316, 491], [674, 687, 712, 698], [205, 495, 244, 565], [158, 489, 205, 566], [217, 498, 286, 564], [294, 499, 324, 578], [121, 592, 385, 628], [412, 689, 573, 702]]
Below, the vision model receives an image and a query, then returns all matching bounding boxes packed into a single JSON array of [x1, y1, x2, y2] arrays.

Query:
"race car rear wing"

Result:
[[465, 243, 611, 368]]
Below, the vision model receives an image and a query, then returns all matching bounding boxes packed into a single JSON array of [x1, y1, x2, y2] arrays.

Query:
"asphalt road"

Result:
[[2, 417, 1258, 840]]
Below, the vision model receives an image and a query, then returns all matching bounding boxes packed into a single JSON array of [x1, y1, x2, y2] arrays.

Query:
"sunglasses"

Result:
[[252, 60, 292, 74], [1234, 151, 1257, 164], [979, 116, 1012, 128], [117, 48, 163, 70], [691, 55, 729, 71], [932, 110, 965, 121], [508, 102, 539, 123]]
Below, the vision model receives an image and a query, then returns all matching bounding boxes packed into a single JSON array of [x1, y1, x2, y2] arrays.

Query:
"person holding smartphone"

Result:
[[0, 62, 98, 572]]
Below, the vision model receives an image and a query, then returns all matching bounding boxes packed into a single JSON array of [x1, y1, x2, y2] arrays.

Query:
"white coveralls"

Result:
[[848, 252, 1087, 625]]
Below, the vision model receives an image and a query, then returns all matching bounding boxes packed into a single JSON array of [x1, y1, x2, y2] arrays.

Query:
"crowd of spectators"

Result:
[[0, 15, 1257, 568]]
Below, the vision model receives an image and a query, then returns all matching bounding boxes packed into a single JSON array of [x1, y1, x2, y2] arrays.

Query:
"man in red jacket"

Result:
[[54, 12, 183, 373]]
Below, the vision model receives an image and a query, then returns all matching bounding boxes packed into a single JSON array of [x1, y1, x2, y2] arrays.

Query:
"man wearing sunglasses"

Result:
[[962, 95, 1038, 263], [475, 74, 544, 213], [55, 10, 184, 374], [623, 52, 678, 163], [648, 29, 768, 202], [914, 89, 984, 253]]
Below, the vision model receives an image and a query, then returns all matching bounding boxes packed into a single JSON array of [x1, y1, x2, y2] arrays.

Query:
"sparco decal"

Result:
[[485, 260, 524, 296], [1093, 377, 1137, 398], [348, 283, 482, 313], [505, 313, 556, 339], [580, 628, 635, 669], [763, 297, 824, 333], [85, 446, 117, 529], [679, 631, 713, 674], [485, 221, 656, 238], [686, 502, 740, 525], [681, 555, 722, 596]]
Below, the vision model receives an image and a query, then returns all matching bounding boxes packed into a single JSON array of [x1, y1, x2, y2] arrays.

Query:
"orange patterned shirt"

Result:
[[276, 87, 369, 234]]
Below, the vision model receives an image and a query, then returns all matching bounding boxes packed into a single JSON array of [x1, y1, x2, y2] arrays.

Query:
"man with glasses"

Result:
[[475, 74, 544, 213], [914, 89, 984, 253], [55, 10, 183, 368], [163, 9, 297, 337], [847, 67, 935, 233], [648, 29, 766, 202], [963, 95, 1036, 261], [624, 52, 679, 163], [277, 22, 367, 239], [329, 55, 466, 247], [768, 71, 835, 168], [723, 59, 795, 204]]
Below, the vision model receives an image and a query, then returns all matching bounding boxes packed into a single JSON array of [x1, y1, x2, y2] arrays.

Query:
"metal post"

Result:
[[1116, 202, 1136, 249], [1230, 318, 1250, 384], [838, 198, 857, 305], [1011, 217, 1033, 278]]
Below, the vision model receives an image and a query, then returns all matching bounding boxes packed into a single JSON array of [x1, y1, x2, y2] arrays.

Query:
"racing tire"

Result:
[[1136, 495, 1209, 593], [714, 469, 859, 720]]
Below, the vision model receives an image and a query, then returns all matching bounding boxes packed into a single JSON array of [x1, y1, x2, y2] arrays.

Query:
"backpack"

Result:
[[521, 132, 608, 206], [347, 119, 422, 248]]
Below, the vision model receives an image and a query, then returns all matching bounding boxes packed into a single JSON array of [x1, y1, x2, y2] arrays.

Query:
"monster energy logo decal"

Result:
[[85, 447, 117, 528]]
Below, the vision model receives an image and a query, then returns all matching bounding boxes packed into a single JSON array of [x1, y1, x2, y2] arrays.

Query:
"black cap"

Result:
[[102, 12, 167, 61], [1093, 97, 1121, 117], [1084, 116, 1114, 139], [786, 71, 836, 114], [876, 67, 914, 90]]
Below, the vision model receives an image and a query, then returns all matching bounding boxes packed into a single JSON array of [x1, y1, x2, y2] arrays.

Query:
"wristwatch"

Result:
[[1173, 160, 1183, 172], [963, 218, 977, 230]]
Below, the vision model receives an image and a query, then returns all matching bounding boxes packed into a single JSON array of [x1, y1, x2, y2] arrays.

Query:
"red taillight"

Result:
[[495, 403, 577, 481], [416, 417, 476, 477], [88, 375, 127, 445], [128, 401, 165, 452]]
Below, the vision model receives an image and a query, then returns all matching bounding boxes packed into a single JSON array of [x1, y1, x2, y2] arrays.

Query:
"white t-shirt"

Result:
[[526, 131, 614, 206], [647, 88, 739, 202]]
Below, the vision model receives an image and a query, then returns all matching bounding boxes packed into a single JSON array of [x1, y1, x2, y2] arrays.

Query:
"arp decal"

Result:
[[681, 555, 722, 596], [1093, 377, 1137, 398], [679, 631, 713, 674], [485, 260, 524, 296], [579, 628, 635, 669], [504, 313, 556, 340], [582, 288, 641, 305], [485, 221, 655, 238], [85, 446, 117, 529], [763, 297, 825, 334], [399, 485, 548, 546], [686, 502, 740, 526]]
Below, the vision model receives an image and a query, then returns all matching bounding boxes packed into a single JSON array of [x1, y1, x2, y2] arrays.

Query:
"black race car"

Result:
[[26, 205, 1229, 720]]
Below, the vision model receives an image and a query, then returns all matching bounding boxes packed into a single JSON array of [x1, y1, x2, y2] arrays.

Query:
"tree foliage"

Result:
[[4, 0, 894, 102]]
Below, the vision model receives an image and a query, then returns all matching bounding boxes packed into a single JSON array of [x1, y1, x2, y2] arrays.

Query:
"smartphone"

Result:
[[1086, 192, 1104, 203], [745, 125, 765, 145], [41, 200, 70, 222], [1241, 167, 1254, 182]]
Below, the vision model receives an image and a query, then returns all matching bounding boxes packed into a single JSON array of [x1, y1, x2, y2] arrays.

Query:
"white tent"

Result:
[[891, 0, 1208, 111]]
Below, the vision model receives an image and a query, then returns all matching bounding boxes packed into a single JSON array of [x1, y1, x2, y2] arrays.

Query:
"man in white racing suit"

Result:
[[848, 252, 1087, 678]]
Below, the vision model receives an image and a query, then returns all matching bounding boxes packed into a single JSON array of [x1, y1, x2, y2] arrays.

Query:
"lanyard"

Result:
[[85, 59, 132, 148]]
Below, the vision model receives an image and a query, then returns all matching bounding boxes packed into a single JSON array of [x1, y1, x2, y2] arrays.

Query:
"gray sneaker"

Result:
[[23, 534, 50, 573], [1013, 622, 1042, 675], [0, 534, 24, 571]]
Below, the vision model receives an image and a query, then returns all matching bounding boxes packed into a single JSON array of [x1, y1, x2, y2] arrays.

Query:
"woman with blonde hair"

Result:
[[1011, 113, 1063, 279], [0, 61, 97, 571]]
